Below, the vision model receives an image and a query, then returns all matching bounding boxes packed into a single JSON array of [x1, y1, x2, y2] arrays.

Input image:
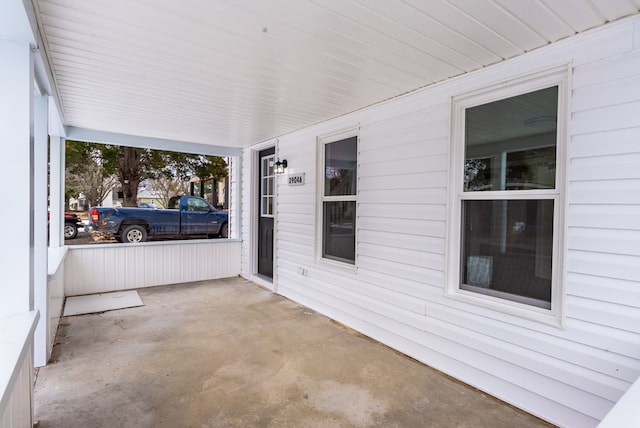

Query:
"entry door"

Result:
[[257, 148, 275, 278]]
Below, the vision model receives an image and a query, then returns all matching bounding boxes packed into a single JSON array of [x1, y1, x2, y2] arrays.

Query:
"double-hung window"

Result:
[[449, 67, 568, 322], [320, 134, 358, 265]]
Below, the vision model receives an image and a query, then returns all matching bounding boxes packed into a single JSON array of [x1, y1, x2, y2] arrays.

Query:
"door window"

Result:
[[261, 155, 275, 218]]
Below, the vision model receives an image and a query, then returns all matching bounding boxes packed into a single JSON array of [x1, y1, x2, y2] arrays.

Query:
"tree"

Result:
[[144, 176, 189, 208], [65, 141, 228, 207], [100, 146, 148, 207], [65, 140, 117, 208], [177, 154, 229, 203]]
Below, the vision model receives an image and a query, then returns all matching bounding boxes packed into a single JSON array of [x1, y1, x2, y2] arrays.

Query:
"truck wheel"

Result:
[[121, 225, 147, 243], [64, 223, 78, 240], [219, 222, 228, 238]]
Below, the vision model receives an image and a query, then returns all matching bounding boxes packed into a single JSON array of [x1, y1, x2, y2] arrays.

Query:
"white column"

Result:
[[33, 94, 49, 367], [0, 38, 34, 317], [49, 136, 65, 248], [233, 155, 241, 240]]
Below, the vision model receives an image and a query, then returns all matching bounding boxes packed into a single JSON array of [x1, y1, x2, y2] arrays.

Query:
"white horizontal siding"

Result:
[[567, 297, 640, 334], [573, 74, 640, 112], [359, 242, 444, 271], [358, 217, 446, 238], [422, 301, 640, 381], [569, 180, 640, 205], [359, 203, 446, 221], [359, 170, 448, 190], [567, 273, 640, 309], [571, 101, 640, 136], [567, 250, 639, 283], [571, 157, 640, 184], [354, 267, 442, 301], [569, 227, 640, 256], [357, 256, 444, 288], [242, 17, 640, 428], [64, 241, 241, 296], [359, 230, 445, 253], [572, 49, 640, 89], [568, 204, 640, 230], [360, 153, 448, 177]]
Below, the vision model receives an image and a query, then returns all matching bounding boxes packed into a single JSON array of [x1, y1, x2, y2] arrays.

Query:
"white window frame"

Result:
[[447, 66, 569, 326], [260, 153, 275, 218], [316, 127, 359, 269]]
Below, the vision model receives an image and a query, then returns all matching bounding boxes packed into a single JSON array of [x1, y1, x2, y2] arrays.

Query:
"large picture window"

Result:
[[449, 67, 567, 320], [320, 135, 358, 264], [64, 141, 231, 244]]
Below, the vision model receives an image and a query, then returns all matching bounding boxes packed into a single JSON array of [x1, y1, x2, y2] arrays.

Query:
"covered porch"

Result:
[[33, 277, 548, 427], [2, 1, 640, 427]]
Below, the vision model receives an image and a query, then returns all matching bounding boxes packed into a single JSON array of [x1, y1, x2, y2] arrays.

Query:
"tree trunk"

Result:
[[119, 147, 142, 207]]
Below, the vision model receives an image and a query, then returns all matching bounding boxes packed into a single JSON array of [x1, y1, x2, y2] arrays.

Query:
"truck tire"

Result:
[[121, 225, 147, 243], [64, 223, 78, 240], [219, 222, 228, 238]]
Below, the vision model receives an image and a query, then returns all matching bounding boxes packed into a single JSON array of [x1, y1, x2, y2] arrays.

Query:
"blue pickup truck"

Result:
[[90, 195, 228, 243]]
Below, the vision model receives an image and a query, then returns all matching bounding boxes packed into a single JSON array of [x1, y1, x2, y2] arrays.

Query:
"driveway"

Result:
[[34, 277, 552, 427]]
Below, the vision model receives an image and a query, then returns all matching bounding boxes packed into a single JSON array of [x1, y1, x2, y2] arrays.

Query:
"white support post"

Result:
[[33, 94, 49, 367], [0, 38, 35, 317], [49, 136, 65, 248], [230, 156, 238, 239]]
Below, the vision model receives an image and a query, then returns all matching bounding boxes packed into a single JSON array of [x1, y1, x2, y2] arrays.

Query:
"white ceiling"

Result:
[[33, 0, 639, 149]]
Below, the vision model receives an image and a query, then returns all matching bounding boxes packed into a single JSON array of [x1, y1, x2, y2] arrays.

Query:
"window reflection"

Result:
[[506, 147, 556, 190], [464, 86, 558, 192], [325, 137, 357, 196]]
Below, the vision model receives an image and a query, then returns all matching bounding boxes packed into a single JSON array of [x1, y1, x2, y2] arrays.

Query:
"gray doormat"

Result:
[[63, 291, 143, 316]]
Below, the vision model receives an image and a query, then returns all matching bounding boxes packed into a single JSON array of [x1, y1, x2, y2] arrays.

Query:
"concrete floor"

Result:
[[34, 277, 552, 428]]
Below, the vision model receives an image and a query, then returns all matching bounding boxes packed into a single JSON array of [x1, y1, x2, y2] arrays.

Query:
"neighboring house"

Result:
[[67, 195, 89, 211], [101, 188, 116, 208], [241, 19, 640, 427], [136, 188, 165, 209], [100, 187, 165, 208]]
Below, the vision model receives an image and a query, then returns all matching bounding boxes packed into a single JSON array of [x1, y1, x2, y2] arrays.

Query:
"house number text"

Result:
[[288, 173, 305, 186]]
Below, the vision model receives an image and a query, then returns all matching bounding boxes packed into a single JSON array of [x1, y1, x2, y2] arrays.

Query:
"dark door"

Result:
[[257, 147, 275, 278]]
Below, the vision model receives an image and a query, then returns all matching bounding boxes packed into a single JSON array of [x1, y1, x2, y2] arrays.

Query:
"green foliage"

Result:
[[65, 140, 116, 208], [65, 140, 229, 207]]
